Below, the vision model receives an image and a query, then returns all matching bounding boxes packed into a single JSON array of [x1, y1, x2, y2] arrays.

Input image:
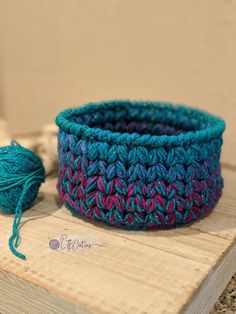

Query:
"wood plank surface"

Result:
[[0, 167, 235, 314]]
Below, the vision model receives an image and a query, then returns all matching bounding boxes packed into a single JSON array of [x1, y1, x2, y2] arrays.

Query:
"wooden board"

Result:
[[0, 167, 235, 314]]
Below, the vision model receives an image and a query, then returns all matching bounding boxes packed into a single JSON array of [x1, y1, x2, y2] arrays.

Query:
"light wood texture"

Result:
[[0, 167, 235, 314], [183, 244, 236, 314]]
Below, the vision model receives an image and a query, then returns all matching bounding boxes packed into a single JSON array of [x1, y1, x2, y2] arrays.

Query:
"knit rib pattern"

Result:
[[56, 100, 225, 229]]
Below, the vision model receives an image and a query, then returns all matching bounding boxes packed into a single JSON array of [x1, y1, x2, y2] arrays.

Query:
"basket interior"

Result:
[[69, 104, 210, 137]]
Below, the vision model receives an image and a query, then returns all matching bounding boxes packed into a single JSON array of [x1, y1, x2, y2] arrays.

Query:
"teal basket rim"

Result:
[[55, 100, 226, 147]]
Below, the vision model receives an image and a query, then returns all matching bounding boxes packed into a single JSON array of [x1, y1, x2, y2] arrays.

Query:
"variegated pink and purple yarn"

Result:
[[56, 100, 225, 229]]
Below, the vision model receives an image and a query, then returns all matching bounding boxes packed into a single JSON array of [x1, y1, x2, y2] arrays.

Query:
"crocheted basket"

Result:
[[56, 100, 225, 229]]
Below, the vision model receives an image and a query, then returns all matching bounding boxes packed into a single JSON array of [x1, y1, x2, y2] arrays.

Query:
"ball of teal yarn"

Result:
[[0, 141, 45, 260]]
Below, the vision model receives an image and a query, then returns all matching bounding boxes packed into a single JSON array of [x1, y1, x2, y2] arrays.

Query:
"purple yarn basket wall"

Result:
[[56, 100, 225, 229]]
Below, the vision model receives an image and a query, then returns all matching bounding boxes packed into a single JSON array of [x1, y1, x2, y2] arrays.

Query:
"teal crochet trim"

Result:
[[56, 100, 225, 147], [56, 100, 226, 229], [0, 141, 45, 259]]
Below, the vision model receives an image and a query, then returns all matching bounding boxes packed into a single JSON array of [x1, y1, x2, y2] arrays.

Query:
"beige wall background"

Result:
[[0, 0, 235, 163]]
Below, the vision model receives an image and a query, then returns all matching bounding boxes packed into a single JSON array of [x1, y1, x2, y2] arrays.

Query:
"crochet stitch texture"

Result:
[[56, 100, 225, 229]]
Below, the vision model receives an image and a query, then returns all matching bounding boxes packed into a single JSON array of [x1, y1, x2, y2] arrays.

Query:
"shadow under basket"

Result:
[[55, 100, 225, 230]]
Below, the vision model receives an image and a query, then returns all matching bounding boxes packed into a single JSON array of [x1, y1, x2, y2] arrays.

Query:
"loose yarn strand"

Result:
[[9, 177, 44, 260]]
